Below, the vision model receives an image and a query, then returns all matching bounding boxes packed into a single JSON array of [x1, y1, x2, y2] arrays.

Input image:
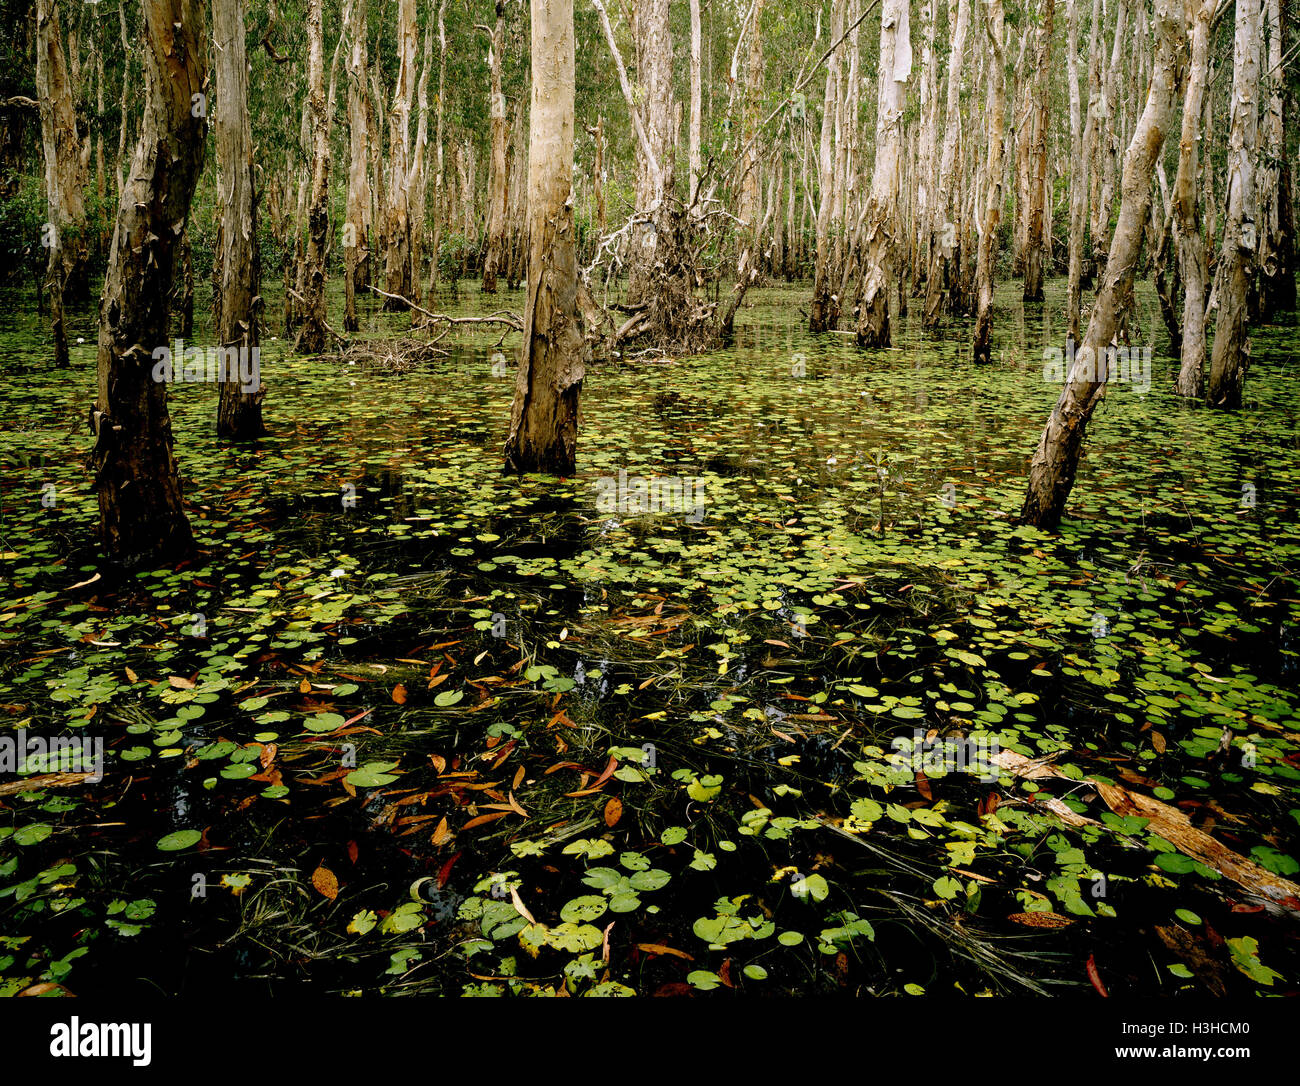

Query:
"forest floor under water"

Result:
[[1, 276, 1299, 997]]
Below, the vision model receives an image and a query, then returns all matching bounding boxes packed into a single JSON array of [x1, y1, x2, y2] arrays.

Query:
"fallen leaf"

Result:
[[604, 796, 623, 827], [311, 866, 339, 900], [392, 683, 408, 705]]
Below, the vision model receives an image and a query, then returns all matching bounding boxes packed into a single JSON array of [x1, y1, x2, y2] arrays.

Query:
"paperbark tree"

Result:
[[857, 0, 911, 348], [1172, 0, 1215, 398], [1020, 0, 1184, 528], [294, 0, 331, 353], [35, 0, 90, 366], [810, 0, 847, 333], [689, 0, 703, 203], [213, 0, 265, 438], [1022, 0, 1054, 302], [90, 0, 208, 565], [923, 0, 971, 326], [972, 0, 1006, 365], [1256, 0, 1295, 317], [1065, 0, 1097, 339], [383, 0, 419, 305], [343, 0, 371, 332], [483, 0, 509, 293], [504, 0, 584, 475], [627, 0, 673, 304], [1207, 0, 1262, 408]]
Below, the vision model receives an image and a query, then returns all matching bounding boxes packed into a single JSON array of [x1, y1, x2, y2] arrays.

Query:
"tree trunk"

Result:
[[1065, 0, 1096, 340], [343, 0, 371, 332], [1020, 0, 1183, 527], [1257, 0, 1295, 317], [35, 0, 90, 366], [1207, 0, 1263, 408], [1023, 0, 1054, 302], [483, 0, 508, 293], [923, 0, 971, 326], [972, 0, 1006, 365], [213, 0, 265, 438], [628, 0, 673, 304], [810, 0, 847, 333], [857, 0, 912, 347], [383, 0, 418, 306], [295, 0, 331, 354], [504, 0, 584, 475], [90, 0, 208, 566], [689, 0, 702, 204], [1173, 0, 1214, 398]]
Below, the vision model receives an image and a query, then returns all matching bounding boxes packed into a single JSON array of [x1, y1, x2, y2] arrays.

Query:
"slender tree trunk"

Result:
[[428, 1, 447, 298], [924, 0, 970, 326], [1173, 0, 1215, 398], [629, 0, 674, 303], [1065, 0, 1096, 340], [504, 0, 584, 475], [343, 0, 371, 332], [384, 0, 418, 305], [295, 0, 331, 353], [1257, 0, 1295, 316], [857, 0, 912, 347], [213, 0, 265, 437], [739, 0, 765, 239], [35, 0, 90, 365], [810, 0, 847, 333], [1023, 0, 1054, 302], [913, 1, 939, 293], [1020, 0, 1184, 527], [972, 0, 1006, 364], [483, 0, 508, 293], [90, 0, 208, 565], [689, 0, 702, 204], [1207, 0, 1263, 408]]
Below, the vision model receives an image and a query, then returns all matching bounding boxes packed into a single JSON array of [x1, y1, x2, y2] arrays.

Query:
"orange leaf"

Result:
[[311, 866, 339, 900], [431, 817, 452, 846], [392, 683, 408, 705], [635, 942, 693, 961], [168, 675, 195, 690], [512, 765, 526, 791], [1007, 911, 1074, 929], [604, 797, 623, 827], [347, 840, 359, 864], [461, 811, 510, 831], [125, 667, 139, 683]]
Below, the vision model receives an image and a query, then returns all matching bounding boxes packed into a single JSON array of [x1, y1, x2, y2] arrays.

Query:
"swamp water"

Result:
[[1, 279, 1298, 996]]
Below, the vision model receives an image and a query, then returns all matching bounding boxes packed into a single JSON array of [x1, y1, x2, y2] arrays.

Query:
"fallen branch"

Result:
[[365, 285, 523, 333]]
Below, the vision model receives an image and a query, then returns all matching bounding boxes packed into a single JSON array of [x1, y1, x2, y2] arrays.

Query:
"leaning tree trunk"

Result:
[[213, 0, 265, 438], [1207, 0, 1262, 408], [1020, 0, 1183, 528], [35, 0, 90, 366], [343, 0, 371, 332], [857, 0, 912, 348], [1256, 0, 1295, 317], [1022, 0, 1054, 302], [504, 0, 584, 475], [295, 0, 331, 354], [90, 0, 208, 565], [483, 0, 508, 293], [810, 0, 847, 333], [1172, 0, 1215, 398], [923, 0, 971, 326], [972, 0, 1006, 365]]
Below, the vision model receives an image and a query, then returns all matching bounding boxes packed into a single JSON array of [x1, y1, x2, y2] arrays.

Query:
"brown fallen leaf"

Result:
[[392, 683, 408, 705], [311, 866, 339, 900], [124, 666, 138, 683], [168, 675, 196, 690], [431, 817, 452, 846], [347, 840, 359, 864], [0, 772, 91, 797], [461, 811, 510, 831], [636, 942, 693, 961], [604, 796, 623, 827], [299, 677, 312, 694]]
